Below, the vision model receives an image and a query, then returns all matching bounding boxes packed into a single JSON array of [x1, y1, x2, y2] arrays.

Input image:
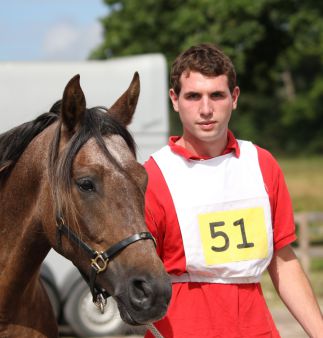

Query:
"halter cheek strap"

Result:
[[55, 215, 156, 310]]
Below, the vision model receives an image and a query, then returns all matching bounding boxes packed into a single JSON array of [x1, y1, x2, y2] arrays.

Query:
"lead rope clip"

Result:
[[95, 293, 107, 314]]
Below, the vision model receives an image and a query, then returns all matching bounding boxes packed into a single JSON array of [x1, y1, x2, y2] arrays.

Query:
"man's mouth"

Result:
[[198, 120, 216, 130]]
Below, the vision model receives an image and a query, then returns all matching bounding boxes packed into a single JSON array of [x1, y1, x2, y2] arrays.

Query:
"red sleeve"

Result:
[[144, 157, 166, 256], [144, 157, 187, 274], [256, 146, 297, 250]]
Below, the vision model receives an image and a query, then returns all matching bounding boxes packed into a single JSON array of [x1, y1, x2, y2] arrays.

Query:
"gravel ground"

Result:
[[271, 299, 323, 338]]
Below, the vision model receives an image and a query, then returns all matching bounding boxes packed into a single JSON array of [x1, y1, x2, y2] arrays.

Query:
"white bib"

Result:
[[152, 141, 273, 283]]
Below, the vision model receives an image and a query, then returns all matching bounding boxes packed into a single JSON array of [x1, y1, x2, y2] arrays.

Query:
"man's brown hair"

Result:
[[170, 43, 237, 95]]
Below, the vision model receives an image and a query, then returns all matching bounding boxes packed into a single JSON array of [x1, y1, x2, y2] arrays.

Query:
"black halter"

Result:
[[55, 215, 156, 310]]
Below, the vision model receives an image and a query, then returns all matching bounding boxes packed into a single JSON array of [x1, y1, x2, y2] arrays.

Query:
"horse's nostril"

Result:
[[129, 278, 154, 310], [133, 280, 149, 297]]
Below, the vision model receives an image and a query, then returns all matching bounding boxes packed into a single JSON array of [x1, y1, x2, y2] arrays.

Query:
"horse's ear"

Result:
[[108, 72, 140, 127], [61, 74, 86, 133]]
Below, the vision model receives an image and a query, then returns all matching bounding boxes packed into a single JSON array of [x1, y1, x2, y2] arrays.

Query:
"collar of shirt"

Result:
[[168, 130, 240, 160]]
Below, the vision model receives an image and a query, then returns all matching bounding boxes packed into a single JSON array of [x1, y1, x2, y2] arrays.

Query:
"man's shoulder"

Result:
[[144, 155, 172, 209], [237, 140, 282, 175], [144, 156, 164, 183], [254, 144, 276, 161], [144, 156, 157, 172], [238, 140, 274, 159], [250, 143, 283, 178]]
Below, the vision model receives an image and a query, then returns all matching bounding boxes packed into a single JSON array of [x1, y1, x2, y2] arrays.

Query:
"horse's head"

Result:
[[46, 73, 171, 325]]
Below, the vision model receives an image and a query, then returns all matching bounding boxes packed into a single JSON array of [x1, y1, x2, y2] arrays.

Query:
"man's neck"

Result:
[[176, 135, 228, 158]]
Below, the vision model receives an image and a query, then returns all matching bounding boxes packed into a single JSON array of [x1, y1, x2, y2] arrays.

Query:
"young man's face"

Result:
[[169, 71, 239, 147]]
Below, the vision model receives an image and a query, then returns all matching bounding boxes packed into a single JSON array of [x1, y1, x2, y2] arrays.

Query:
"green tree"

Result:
[[91, 0, 323, 155]]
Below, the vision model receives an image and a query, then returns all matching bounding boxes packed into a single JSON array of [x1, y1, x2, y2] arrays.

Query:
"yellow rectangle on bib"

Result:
[[198, 207, 268, 265]]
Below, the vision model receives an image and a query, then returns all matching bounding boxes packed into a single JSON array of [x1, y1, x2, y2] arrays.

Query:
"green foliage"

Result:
[[278, 156, 323, 212], [91, 0, 323, 155]]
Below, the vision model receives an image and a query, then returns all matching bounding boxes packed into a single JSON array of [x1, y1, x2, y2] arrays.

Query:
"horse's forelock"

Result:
[[49, 106, 137, 232]]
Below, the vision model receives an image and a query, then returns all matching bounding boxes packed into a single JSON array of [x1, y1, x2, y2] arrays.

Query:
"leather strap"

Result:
[[55, 214, 156, 303], [56, 216, 97, 258], [101, 232, 155, 261]]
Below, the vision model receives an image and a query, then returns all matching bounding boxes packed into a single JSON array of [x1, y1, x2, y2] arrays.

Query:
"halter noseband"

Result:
[[55, 215, 156, 313]]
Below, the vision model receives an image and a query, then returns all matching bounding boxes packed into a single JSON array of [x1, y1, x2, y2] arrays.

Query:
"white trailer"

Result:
[[0, 54, 169, 336]]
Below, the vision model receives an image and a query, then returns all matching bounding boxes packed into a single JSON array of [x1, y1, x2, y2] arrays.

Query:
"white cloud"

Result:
[[42, 20, 103, 60]]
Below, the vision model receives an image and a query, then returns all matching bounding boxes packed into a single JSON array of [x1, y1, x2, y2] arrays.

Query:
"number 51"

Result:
[[209, 218, 255, 252]]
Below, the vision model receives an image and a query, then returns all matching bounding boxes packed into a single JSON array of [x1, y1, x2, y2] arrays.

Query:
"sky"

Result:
[[0, 0, 108, 61]]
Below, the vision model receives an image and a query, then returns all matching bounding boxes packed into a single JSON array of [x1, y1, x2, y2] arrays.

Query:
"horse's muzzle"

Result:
[[115, 273, 172, 325]]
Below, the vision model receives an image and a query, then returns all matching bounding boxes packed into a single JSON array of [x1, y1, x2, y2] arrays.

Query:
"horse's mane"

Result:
[[0, 109, 59, 184], [0, 101, 136, 189]]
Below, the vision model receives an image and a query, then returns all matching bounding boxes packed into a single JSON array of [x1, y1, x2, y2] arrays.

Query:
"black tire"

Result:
[[63, 279, 126, 337]]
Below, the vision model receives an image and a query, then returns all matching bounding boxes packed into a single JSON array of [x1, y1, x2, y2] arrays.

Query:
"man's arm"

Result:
[[268, 245, 323, 337]]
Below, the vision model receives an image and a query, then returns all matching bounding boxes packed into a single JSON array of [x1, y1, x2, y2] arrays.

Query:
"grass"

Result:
[[312, 257, 323, 271], [277, 156, 323, 212], [278, 156, 323, 245]]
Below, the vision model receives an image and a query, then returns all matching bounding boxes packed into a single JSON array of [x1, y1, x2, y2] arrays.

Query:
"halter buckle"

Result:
[[91, 251, 108, 273]]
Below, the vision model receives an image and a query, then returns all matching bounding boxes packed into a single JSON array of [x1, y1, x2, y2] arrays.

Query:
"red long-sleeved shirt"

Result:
[[144, 131, 296, 338]]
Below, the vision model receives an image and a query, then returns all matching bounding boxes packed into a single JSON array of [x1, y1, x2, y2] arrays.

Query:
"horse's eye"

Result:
[[77, 179, 95, 192]]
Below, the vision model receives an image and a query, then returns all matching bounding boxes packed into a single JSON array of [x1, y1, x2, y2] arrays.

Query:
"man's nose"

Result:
[[199, 97, 213, 116]]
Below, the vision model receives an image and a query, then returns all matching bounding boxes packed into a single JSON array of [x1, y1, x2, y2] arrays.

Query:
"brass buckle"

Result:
[[91, 252, 108, 273], [56, 215, 65, 230]]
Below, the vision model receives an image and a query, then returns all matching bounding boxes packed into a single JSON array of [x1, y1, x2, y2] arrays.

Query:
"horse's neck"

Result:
[[0, 126, 55, 312]]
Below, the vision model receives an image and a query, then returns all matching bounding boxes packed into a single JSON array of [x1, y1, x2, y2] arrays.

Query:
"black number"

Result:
[[209, 221, 230, 252], [233, 218, 254, 249]]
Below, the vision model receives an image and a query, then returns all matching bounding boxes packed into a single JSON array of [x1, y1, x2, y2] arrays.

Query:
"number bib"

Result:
[[152, 141, 273, 283], [198, 207, 268, 265]]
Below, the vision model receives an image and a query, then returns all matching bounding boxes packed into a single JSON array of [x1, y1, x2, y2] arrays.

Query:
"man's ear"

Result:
[[169, 88, 179, 112], [232, 86, 240, 110]]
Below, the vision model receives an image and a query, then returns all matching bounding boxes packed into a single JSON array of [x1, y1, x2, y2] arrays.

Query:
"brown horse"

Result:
[[0, 73, 171, 338]]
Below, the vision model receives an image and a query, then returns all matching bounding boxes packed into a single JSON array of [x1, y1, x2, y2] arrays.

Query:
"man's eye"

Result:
[[185, 93, 200, 100], [211, 92, 224, 98], [77, 179, 95, 192]]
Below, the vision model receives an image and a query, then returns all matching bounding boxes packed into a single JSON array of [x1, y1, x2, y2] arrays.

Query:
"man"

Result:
[[144, 43, 323, 337]]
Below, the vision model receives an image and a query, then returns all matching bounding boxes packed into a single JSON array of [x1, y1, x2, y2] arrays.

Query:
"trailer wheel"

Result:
[[63, 279, 126, 337]]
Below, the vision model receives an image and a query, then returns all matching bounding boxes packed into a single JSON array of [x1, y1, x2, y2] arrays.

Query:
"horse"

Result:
[[0, 73, 171, 338]]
